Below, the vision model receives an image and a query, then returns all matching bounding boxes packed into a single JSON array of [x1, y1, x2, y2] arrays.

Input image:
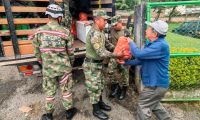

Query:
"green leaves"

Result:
[[169, 56, 200, 90], [115, 0, 135, 10]]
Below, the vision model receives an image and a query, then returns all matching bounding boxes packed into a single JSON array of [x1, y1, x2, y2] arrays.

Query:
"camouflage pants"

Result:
[[43, 73, 74, 113], [83, 60, 105, 104], [42, 53, 74, 113], [108, 58, 129, 87]]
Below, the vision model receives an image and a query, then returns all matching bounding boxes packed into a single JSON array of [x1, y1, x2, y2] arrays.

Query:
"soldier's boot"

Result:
[[93, 103, 109, 120], [66, 107, 78, 120], [99, 96, 111, 111], [118, 86, 127, 100], [109, 83, 120, 98], [41, 113, 53, 120]]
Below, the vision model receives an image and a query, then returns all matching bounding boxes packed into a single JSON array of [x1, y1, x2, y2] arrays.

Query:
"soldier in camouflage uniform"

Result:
[[61, 0, 72, 29], [30, 4, 77, 120], [108, 15, 129, 100], [82, 10, 123, 120]]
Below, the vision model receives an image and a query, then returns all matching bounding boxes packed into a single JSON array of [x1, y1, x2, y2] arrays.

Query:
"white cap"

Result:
[[145, 20, 168, 35]]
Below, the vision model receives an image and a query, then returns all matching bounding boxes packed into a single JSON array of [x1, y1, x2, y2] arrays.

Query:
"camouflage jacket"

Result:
[[85, 25, 116, 60], [30, 20, 74, 65], [104, 28, 124, 52], [105, 30, 115, 52], [110, 28, 124, 47], [62, 0, 71, 14], [61, 0, 72, 28]]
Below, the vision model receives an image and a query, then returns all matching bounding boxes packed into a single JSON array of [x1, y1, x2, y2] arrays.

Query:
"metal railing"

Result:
[[146, 1, 200, 57]]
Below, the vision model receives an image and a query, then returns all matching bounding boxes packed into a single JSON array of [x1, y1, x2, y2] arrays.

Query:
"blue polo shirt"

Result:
[[125, 38, 170, 88]]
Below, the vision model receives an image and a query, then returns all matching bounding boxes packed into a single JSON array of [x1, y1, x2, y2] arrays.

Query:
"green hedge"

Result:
[[169, 56, 200, 90], [166, 23, 200, 90]]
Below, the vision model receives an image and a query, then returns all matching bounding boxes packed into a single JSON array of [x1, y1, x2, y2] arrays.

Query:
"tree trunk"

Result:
[[168, 6, 176, 22], [155, 8, 162, 21]]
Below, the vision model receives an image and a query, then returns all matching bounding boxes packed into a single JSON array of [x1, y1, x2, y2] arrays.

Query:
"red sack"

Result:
[[71, 18, 77, 37], [79, 12, 88, 21], [114, 36, 131, 64]]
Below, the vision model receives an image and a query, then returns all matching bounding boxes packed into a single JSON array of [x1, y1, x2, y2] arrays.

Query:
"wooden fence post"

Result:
[[133, 2, 146, 93]]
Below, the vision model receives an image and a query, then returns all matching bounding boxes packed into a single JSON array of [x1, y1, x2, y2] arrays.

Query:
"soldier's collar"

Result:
[[48, 20, 59, 26], [93, 25, 103, 32]]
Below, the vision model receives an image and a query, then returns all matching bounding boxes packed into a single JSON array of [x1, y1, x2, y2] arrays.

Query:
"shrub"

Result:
[[169, 54, 200, 90]]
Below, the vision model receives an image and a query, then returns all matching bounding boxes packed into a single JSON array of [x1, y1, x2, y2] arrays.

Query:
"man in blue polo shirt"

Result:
[[125, 20, 171, 120]]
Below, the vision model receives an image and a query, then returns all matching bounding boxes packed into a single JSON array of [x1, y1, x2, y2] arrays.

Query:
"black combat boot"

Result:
[[66, 107, 78, 120], [99, 96, 111, 111], [109, 83, 120, 98], [41, 113, 53, 120], [118, 86, 127, 100], [93, 103, 109, 120]]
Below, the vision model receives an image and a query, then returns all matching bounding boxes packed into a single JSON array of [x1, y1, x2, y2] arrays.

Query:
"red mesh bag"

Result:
[[79, 12, 88, 21], [114, 36, 131, 64]]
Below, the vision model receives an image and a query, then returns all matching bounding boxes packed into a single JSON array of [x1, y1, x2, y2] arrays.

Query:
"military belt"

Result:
[[85, 57, 103, 63]]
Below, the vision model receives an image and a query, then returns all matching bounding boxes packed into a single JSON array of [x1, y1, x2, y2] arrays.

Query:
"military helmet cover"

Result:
[[45, 4, 63, 18], [93, 10, 110, 19], [111, 15, 121, 26]]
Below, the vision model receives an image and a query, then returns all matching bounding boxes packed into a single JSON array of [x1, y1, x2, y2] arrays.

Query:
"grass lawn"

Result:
[[166, 23, 200, 53]]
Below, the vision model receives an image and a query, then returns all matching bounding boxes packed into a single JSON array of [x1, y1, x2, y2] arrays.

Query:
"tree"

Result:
[[115, 0, 136, 10]]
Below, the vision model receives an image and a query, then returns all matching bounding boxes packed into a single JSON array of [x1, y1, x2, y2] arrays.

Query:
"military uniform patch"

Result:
[[94, 43, 100, 49]]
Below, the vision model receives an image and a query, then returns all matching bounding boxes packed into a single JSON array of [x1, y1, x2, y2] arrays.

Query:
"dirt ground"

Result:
[[0, 66, 200, 120]]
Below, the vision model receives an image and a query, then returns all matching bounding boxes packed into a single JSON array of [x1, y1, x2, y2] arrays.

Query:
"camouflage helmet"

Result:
[[45, 4, 63, 18], [93, 10, 110, 19], [111, 15, 121, 26]]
